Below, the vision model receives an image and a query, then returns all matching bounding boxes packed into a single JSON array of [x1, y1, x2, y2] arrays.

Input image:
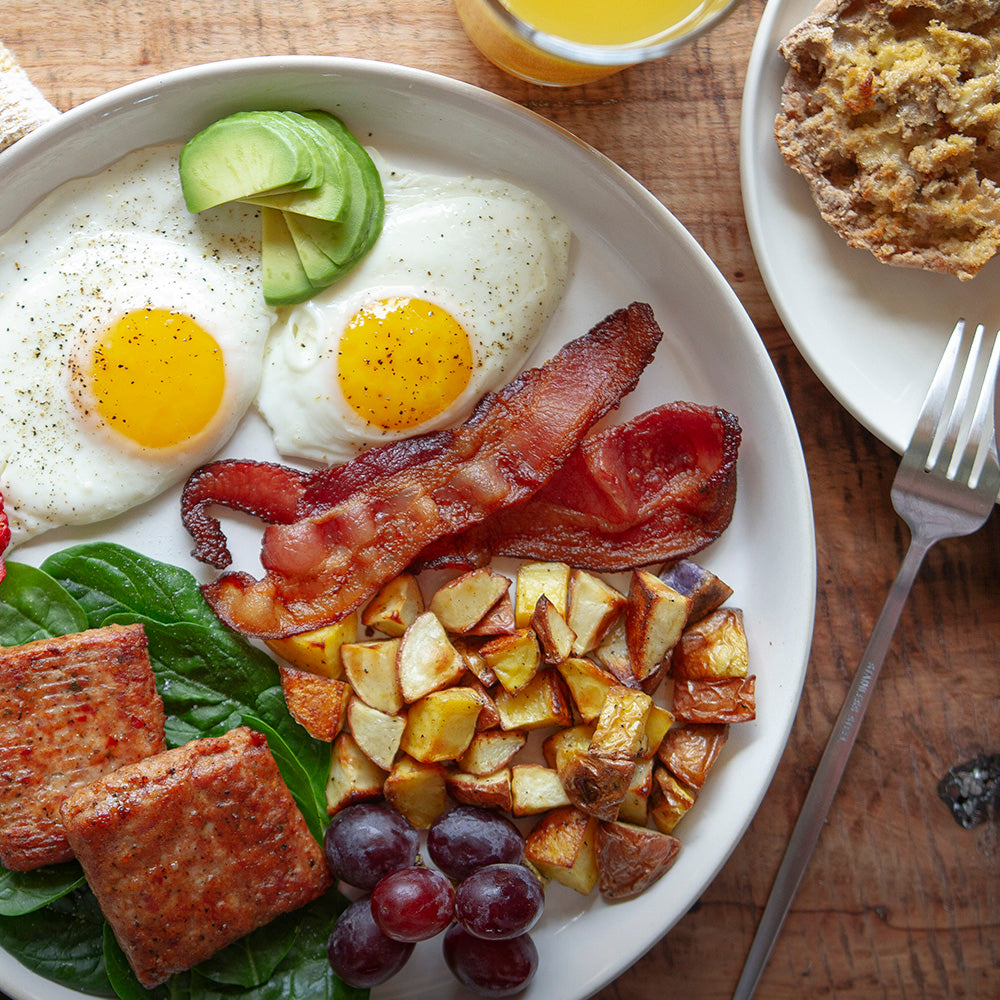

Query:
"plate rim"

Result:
[[0, 54, 817, 1000]]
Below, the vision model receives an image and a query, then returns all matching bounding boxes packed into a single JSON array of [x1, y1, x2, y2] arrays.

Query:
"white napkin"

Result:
[[0, 41, 60, 152]]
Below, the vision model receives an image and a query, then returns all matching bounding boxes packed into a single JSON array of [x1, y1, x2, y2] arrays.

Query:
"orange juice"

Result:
[[500, 0, 706, 46], [453, 0, 737, 86]]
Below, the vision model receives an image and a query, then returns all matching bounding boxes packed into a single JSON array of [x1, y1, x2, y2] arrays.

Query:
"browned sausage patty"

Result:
[[0, 623, 166, 870], [61, 726, 332, 988]]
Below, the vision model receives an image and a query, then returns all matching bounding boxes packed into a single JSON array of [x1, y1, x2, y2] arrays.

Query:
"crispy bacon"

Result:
[[181, 461, 311, 568], [195, 303, 663, 638], [412, 403, 740, 572]]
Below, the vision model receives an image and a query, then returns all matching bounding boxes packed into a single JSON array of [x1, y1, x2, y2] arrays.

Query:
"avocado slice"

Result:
[[296, 110, 385, 266], [261, 207, 315, 306], [244, 112, 350, 222], [285, 214, 350, 288], [179, 111, 324, 213]]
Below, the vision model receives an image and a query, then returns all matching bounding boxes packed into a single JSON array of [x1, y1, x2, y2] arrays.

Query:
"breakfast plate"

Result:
[[741, 0, 1000, 455], [0, 56, 815, 1000]]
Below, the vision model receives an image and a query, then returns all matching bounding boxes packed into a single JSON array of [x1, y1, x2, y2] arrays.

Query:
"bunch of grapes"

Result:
[[324, 802, 543, 997]]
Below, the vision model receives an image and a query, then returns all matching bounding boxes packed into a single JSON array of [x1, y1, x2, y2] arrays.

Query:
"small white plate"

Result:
[[741, 0, 1000, 454], [1, 56, 815, 1000]]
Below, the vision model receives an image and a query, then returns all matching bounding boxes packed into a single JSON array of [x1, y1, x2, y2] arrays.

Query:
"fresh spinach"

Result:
[[0, 888, 114, 996], [0, 560, 88, 642], [0, 862, 86, 917], [0, 545, 350, 1000]]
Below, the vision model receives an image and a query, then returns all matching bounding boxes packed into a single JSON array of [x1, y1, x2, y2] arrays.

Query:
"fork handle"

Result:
[[731, 533, 933, 1000]]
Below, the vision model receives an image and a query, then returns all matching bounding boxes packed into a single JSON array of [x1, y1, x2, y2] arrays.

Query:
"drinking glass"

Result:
[[454, 0, 745, 86]]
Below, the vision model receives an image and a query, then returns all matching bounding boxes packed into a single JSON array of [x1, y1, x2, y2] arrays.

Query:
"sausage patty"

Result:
[[61, 726, 331, 988], [0, 623, 165, 870]]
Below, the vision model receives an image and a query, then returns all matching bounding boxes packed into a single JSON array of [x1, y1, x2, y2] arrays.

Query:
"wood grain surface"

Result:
[[2, 1, 999, 998]]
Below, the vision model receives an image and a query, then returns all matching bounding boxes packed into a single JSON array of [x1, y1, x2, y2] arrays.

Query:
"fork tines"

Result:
[[914, 319, 1000, 486]]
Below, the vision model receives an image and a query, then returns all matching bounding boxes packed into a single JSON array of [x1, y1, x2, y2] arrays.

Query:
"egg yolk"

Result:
[[88, 308, 225, 449], [337, 297, 473, 431]]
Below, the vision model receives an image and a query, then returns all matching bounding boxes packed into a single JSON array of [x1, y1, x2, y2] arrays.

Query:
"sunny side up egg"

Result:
[[256, 156, 571, 464], [0, 144, 271, 546]]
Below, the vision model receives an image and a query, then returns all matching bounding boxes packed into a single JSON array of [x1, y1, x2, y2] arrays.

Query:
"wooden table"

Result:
[[3, 2, 999, 998]]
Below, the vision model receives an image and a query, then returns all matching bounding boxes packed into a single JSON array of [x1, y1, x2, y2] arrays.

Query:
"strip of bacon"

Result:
[[182, 461, 311, 568], [198, 303, 663, 638], [412, 403, 740, 572], [182, 424, 463, 569]]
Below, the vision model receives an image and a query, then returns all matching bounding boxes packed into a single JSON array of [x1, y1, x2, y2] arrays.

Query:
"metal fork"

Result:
[[732, 319, 1000, 1000]]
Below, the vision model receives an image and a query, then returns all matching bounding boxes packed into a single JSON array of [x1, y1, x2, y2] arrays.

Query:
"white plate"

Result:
[[0, 56, 815, 1000], [741, 0, 1000, 454]]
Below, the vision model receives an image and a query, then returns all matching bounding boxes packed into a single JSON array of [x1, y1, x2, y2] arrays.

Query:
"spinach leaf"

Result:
[[0, 561, 88, 642], [0, 862, 86, 916], [0, 887, 113, 996], [0, 544, 347, 999], [192, 908, 302, 988], [193, 890, 358, 1000], [41, 543, 221, 630]]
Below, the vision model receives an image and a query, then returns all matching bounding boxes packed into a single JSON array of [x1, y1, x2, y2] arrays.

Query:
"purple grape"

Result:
[[371, 866, 455, 942], [427, 806, 524, 881], [327, 896, 414, 988], [443, 924, 538, 996], [323, 802, 418, 890], [455, 863, 543, 939]]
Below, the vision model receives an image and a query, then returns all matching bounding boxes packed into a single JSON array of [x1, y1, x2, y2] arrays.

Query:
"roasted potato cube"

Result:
[[524, 805, 599, 895], [659, 560, 733, 624], [341, 638, 404, 715], [568, 569, 626, 655], [561, 752, 635, 821], [397, 612, 466, 703], [464, 677, 502, 731], [656, 724, 729, 789], [458, 729, 527, 776], [494, 669, 573, 731], [642, 704, 676, 759], [399, 687, 482, 763], [649, 765, 697, 833], [593, 619, 639, 688], [347, 698, 406, 771], [673, 608, 749, 680], [383, 754, 448, 829], [543, 723, 595, 775], [530, 595, 576, 665], [429, 568, 511, 634], [589, 684, 652, 759], [361, 573, 424, 637], [279, 666, 351, 742], [515, 561, 571, 627], [453, 638, 497, 687], [326, 731, 387, 815], [596, 820, 681, 901], [445, 768, 513, 811], [510, 763, 572, 815], [465, 590, 516, 637], [266, 615, 357, 679], [556, 657, 618, 722], [479, 628, 541, 694], [673, 676, 756, 724], [626, 570, 691, 682], [618, 757, 654, 826]]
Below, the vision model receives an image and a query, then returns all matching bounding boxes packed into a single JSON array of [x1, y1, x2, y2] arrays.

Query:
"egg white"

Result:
[[0, 144, 272, 545], [255, 157, 572, 464]]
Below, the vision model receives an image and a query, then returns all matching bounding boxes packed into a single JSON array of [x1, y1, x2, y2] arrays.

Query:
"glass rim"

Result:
[[478, 0, 747, 66]]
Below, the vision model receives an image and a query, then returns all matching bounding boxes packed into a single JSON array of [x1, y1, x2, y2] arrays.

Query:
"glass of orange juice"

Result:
[[454, 0, 744, 86]]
